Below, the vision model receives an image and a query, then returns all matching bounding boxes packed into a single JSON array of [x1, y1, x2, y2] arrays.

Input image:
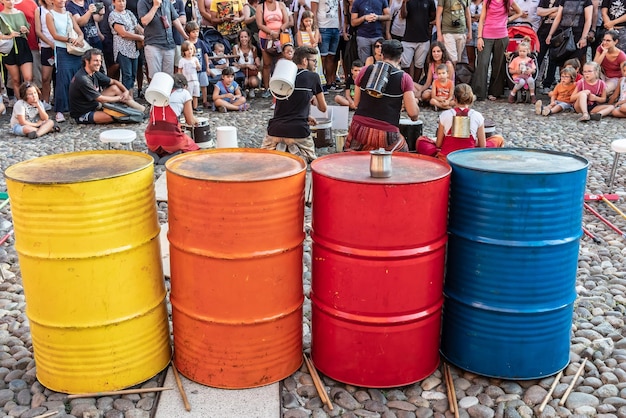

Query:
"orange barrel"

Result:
[[5, 151, 171, 394], [310, 152, 451, 387], [166, 149, 306, 388]]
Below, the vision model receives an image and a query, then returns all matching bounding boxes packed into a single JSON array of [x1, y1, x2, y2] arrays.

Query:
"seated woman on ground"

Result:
[[415, 42, 455, 103], [417, 83, 504, 161], [145, 74, 199, 164], [364, 38, 385, 67], [10, 82, 56, 139], [571, 61, 613, 122], [593, 30, 626, 96]]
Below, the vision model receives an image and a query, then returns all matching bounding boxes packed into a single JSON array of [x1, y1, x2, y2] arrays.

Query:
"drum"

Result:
[[365, 62, 392, 98], [398, 119, 423, 151], [484, 119, 496, 138], [312, 118, 333, 148], [193, 117, 212, 148]]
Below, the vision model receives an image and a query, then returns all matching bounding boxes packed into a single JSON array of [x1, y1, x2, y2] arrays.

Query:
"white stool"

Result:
[[608, 139, 626, 192], [99, 129, 137, 150]]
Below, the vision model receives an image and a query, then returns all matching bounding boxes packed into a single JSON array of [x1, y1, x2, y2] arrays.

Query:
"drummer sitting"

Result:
[[417, 84, 504, 161], [69, 49, 146, 124]]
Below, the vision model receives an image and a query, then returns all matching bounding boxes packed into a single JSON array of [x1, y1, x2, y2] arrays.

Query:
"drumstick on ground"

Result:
[[559, 358, 587, 406], [444, 363, 459, 418], [538, 370, 562, 413], [66, 387, 172, 399], [303, 353, 333, 410], [172, 363, 191, 412]]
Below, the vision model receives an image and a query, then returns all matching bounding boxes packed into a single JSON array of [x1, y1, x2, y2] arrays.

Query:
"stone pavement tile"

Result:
[[155, 366, 280, 418]]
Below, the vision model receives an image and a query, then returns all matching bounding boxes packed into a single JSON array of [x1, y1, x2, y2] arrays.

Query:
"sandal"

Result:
[[578, 113, 590, 122], [53, 121, 61, 132], [238, 103, 250, 111], [488, 95, 498, 101], [590, 113, 602, 121]]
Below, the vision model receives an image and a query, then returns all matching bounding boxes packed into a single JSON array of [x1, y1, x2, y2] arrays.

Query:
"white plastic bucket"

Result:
[[269, 60, 298, 100], [216, 126, 238, 148], [145, 73, 174, 107]]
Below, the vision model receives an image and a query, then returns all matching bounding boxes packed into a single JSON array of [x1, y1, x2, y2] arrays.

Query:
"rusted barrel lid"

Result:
[[312, 152, 450, 184], [5, 151, 153, 184], [166, 149, 306, 181]]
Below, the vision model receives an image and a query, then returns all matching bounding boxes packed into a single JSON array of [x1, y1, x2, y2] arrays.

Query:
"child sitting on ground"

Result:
[[212, 67, 249, 112], [571, 61, 613, 122], [417, 83, 504, 161], [535, 67, 577, 116], [335, 60, 363, 110], [508, 37, 537, 104], [430, 64, 455, 110], [10, 82, 56, 139], [610, 61, 626, 118], [564, 58, 583, 82]]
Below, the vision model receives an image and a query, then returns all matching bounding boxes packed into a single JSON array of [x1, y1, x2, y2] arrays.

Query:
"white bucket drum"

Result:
[[398, 119, 423, 151], [365, 62, 392, 98], [269, 60, 298, 99], [216, 126, 238, 148], [145, 73, 174, 107], [312, 118, 333, 148]]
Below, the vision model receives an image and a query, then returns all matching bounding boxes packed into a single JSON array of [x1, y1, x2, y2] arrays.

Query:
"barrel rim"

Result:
[[165, 148, 307, 181], [4, 150, 153, 185], [311, 152, 451, 184], [446, 148, 590, 174]]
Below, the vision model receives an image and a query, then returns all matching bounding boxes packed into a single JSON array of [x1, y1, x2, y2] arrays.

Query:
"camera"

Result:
[[452, 19, 461, 27], [94, 2, 104, 13]]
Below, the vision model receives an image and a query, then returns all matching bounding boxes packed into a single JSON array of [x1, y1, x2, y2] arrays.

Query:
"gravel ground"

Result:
[[0, 91, 626, 418]]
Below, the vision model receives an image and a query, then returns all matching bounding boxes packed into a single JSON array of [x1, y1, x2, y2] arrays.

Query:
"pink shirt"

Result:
[[482, 0, 509, 39], [595, 47, 626, 79]]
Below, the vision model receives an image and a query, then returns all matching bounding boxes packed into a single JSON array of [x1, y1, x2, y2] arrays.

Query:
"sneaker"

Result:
[[276, 142, 287, 152], [508, 94, 515, 104], [322, 85, 329, 95], [329, 83, 343, 93], [270, 103, 276, 110], [56, 112, 66, 123], [43, 101, 52, 111], [193, 107, 203, 113], [542, 106, 551, 116], [590, 113, 602, 121], [534, 99, 542, 115], [248, 89, 255, 98], [261, 89, 272, 99]]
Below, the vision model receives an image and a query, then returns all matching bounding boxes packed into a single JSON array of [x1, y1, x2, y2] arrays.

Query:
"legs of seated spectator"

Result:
[[101, 85, 146, 113]]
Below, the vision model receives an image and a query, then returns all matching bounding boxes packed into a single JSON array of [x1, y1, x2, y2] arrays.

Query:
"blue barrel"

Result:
[[441, 148, 588, 379]]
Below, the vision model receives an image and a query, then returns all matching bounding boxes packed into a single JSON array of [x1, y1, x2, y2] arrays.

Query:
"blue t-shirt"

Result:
[[193, 39, 211, 72], [351, 0, 389, 39]]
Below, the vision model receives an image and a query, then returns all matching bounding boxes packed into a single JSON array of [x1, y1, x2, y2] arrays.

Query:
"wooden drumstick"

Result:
[[303, 353, 333, 410], [445, 363, 459, 418], [559, 359, 587, 406], [538, 370, 562, 413], [67, 387, 172, 399], [172, 363, 191, 412]]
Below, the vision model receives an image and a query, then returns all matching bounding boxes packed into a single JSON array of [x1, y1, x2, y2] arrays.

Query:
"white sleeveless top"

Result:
[[50, 9, 71, 48], [39, 7, 54, 49]]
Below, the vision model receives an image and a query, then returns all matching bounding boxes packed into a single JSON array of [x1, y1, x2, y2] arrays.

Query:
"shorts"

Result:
[[188, 80, 200, 97], [198, 71, 209, 87], [41, 47, 55, 67], [3, 37, 33, 66], [554, 100, 573, 111], [11, 124, 26, 135], [76, 111, 96, 124], [400, 41, 430, 69], [319, 28, 340, 56]]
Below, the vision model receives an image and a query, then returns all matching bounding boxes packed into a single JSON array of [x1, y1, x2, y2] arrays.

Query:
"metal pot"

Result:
[[370, 148, 393, 178], [451, 115, 471, 138]]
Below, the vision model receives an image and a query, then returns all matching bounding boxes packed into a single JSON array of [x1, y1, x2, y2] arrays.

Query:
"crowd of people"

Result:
[[0, 0, 624, 158]]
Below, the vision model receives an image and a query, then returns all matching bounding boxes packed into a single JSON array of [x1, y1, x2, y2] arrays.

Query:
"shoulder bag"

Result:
[[0, 14, 17, 55], [550, 27, 576, 60], [66, 13, 91, 56]]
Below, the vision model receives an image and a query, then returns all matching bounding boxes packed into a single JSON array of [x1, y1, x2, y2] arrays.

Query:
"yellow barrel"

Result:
[[5, 151, 172, 394]]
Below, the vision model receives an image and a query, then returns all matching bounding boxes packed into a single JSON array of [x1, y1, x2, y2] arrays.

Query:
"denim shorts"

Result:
[[11, 124, 25, 135], [554, 101, 573, 111], [319, 28, 340, 56], [198, 71, 209, 87]]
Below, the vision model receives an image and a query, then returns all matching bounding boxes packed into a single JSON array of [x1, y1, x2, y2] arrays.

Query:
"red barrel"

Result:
[[310, 152, 451, 387]]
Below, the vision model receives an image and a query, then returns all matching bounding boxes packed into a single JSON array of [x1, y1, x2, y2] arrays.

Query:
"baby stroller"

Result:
[[505, 22, 540, 102]]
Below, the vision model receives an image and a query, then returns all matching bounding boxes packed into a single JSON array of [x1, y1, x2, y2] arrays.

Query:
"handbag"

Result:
[[66, 14, 91, 56], [0, 14, 17, 55], [550, 27, 576, 60]]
